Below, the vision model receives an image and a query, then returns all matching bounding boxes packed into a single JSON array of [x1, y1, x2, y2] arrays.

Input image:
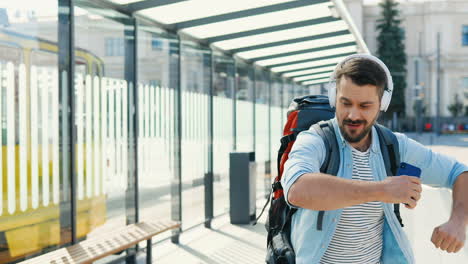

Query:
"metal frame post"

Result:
[[266, 72, 272, 199], [281, 79, 285, 126], [146, 239, 152, 264], [436, 32, 441, 136], [252, 66, 256, 152], [233, 60, 237, 151], [124, 16, 138, 264], [69, 0, 77, 245], [205, 49, 214, 228], [58, 0, 76, 246], [171, 37, 183, 244]]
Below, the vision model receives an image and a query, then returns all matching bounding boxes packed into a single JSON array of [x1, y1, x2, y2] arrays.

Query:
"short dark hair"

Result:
[[335, 58, 387, 99]]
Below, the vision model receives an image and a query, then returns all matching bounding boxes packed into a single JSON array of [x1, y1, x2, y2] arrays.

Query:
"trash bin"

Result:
[[229, 152, 256, 224]]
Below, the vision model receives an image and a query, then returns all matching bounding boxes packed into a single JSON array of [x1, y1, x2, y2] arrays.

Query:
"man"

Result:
[[281, 54, 468, 263]]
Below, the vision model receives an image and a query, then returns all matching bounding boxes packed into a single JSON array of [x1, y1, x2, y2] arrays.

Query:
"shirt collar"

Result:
[[331, 117, 380, 153]]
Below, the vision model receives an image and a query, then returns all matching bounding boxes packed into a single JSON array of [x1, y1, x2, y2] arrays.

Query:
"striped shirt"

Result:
[[320, 146, 384, 264]]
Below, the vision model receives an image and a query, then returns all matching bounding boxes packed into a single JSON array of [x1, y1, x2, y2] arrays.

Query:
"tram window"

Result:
[[0, 3, 63, 262], [75, 58, 88, 76], [31, 49, 58, 68], [0, 44, 21, 65], [92, 62, 101, 77], [0, 44, 21, 143]]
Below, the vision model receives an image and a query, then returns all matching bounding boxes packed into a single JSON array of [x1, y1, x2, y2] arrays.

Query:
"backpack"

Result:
[[262, 95, 403, 264]]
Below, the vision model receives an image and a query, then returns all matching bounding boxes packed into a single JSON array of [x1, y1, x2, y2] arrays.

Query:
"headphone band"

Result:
[[328, 54, 393, 112]]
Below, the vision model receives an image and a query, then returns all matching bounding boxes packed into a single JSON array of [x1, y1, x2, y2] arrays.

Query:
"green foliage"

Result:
[[448, 94, 464, 117], [376, 0, 407, 117]]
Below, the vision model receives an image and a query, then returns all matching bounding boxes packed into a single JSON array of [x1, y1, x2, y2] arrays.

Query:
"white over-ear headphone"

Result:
[[328, 54, 393, 112]]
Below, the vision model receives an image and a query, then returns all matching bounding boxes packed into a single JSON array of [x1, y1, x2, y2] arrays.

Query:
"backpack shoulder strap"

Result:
[[374, 124, 400, 176], [312, 120, 340, 176], [374, 124, 404, 227], [312, 120, 340, 231]]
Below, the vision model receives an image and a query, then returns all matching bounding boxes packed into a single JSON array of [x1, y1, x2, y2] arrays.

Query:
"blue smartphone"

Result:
[[396, 162, 421, 178], [397, 162, 421, 207]]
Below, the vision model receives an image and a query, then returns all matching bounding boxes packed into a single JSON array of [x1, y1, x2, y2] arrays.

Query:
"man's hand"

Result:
[[379, 176, 422, 209], [431, 220, 466, 253]]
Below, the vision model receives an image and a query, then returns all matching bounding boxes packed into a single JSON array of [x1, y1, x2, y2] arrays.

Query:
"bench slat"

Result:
[[18, 220, 180, 264]]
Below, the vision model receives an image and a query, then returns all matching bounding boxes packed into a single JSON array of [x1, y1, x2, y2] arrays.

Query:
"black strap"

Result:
[[319, 121, 340, 176], [283, 207, 298, 230], [314, 122, 404, 230], [312, 125, 329, 231], [312, 120, 340, 231], [312, 123, 331, 174], [375, 124, 400, 175], [274, 121, 404, 231], [256, 133, 297, 225], [254, 189, 271, 226], [375, 124, 404, 227]]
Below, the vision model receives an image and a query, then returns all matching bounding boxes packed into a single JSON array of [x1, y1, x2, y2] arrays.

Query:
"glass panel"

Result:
[[282, 82, 294, 120], [254, 69, 269, 198], [0, 1, 62, 262], [136, 24, 178, 242], [213, 52, 234, 216], [295, 85, 310, 98], [180, 41, 210, 229], [236, 62, 254, 152], [73, 3, 133, 261]]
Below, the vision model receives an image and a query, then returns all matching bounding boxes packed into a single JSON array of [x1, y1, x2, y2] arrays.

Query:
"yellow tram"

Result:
[[0, 28, 106, 263]]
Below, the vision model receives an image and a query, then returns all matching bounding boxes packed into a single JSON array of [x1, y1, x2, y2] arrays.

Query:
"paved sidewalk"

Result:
[[142, 212, 268, 264], [140, 133, 468, 264], [401, 133, 468, 263]]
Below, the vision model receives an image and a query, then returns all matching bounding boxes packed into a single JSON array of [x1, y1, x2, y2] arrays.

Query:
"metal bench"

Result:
[[18, 220, 180, 264]]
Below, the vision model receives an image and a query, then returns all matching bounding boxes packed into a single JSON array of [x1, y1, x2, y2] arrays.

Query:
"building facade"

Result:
[[347, 0, 468, 117]]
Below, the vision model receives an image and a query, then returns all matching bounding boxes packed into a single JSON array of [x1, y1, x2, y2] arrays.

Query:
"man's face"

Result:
[[335, 76, 381, 143]]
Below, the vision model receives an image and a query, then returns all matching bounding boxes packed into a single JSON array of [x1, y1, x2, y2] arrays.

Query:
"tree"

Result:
[[376, 0, 407, 118], [448, 94, 464, 117]]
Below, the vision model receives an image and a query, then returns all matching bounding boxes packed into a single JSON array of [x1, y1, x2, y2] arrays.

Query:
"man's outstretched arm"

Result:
[[431, 172, 468, 253], [283, 129, 422, 211], [288, 172, 422, 211]]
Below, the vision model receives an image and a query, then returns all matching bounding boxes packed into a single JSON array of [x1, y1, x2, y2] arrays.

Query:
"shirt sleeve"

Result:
[[281, 128, 326, 207], [395, 132, 468, 189]]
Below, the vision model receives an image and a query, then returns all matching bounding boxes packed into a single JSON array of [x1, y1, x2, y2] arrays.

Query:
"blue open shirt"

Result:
[[281, 118, 468, 264]]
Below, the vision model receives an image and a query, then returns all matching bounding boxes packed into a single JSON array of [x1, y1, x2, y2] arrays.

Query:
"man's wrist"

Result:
[[369, 181, 386, 202], [450, 208, 468, 226]]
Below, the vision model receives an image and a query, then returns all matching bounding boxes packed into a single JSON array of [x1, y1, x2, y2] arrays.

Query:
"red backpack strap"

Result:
[[273, 110, 299, 199]]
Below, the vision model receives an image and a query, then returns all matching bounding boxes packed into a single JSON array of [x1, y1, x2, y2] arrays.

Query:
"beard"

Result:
[[338, 116, 377, 143]]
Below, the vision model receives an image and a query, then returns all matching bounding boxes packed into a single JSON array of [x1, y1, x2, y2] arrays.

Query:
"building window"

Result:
[[463, 25, 468, 46], [105, 37, 124, 56]]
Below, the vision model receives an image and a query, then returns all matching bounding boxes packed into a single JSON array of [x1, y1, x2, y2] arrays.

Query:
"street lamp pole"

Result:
[[436, 32, 441, 136]]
